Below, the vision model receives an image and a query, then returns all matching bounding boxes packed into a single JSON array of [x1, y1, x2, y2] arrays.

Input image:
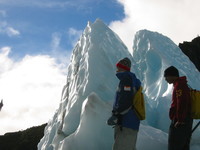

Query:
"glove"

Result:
[[107, 115, 118, 126], [112, 110, 119, 115]]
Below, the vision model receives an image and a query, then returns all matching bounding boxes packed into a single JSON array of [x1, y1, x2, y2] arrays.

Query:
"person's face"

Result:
[[116, 67, 125, 73], [164, 76, 177, 84]]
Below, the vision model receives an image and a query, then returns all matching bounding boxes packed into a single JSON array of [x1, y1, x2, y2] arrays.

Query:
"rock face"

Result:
[[0, 123, 47, 150], [179, 36, 200, 72]]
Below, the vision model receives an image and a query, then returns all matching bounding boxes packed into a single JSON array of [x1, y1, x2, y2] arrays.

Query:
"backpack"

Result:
[[133, 86, 146, 120], [190, 89, 200, 119]]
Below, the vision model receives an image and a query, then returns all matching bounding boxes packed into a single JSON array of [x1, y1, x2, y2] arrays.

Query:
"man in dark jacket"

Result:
[[107, 57, 141, 150], [164, 66, 193, 150]]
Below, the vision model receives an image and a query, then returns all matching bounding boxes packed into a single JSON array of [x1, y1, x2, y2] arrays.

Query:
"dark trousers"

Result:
[[168, 118, 193, 150]]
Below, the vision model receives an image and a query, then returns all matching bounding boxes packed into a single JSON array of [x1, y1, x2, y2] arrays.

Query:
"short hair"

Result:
[[164, 66, 179, 77]]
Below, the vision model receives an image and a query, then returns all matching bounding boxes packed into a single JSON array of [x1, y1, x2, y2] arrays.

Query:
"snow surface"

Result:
[[38, 20, 200, 150]]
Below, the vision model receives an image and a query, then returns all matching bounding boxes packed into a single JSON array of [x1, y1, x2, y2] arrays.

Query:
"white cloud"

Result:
[[51, 32, 61, 51], [50, 32, 72, 70], [6, 27, 20, 37], [0, 11, 20, 37], [0, 47, 13, 74], [0, 47, 67, 135], [110, 0, 200, 53], [0, 21, 20, 37], [68, 27, 82, 46]]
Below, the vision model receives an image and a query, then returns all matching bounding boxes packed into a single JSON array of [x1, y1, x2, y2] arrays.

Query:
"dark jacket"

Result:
[[170, 76, 191, 122], [113, 71, 141, 130]]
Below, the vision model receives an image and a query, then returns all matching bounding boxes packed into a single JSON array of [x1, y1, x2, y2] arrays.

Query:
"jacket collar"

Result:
[[116, 71, 130, 80], [173, 76, 187, 87]]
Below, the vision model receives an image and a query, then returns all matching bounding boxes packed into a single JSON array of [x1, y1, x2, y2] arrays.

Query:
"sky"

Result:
[[0, 0, 124, 135], [0, 0, 200, 135]]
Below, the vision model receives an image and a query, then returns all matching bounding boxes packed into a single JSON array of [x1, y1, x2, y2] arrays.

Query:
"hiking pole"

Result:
[[191, 121, 200, 134]]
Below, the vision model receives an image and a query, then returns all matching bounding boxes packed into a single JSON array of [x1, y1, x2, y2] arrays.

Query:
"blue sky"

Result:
[[0, 0, 124, 59], [0, 0, 125, 135], [0, 0, 200, 135]]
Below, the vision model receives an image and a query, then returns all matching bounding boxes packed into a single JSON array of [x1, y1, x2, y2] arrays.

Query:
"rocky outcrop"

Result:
[[0, 123, 47, 150], [179, 36, 200, 72]]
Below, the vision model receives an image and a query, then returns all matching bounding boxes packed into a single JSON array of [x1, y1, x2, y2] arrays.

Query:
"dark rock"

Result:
[[0, 123, 47, 150], [179, 36, 200, 72]]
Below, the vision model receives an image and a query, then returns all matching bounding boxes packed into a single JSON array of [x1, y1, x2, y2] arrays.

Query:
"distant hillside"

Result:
[[179, 36, 200, 72], [0, 123, 47, 150]]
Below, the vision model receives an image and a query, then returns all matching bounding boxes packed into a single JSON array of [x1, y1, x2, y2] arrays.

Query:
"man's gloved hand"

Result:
[[107, 115, 118, 126]]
